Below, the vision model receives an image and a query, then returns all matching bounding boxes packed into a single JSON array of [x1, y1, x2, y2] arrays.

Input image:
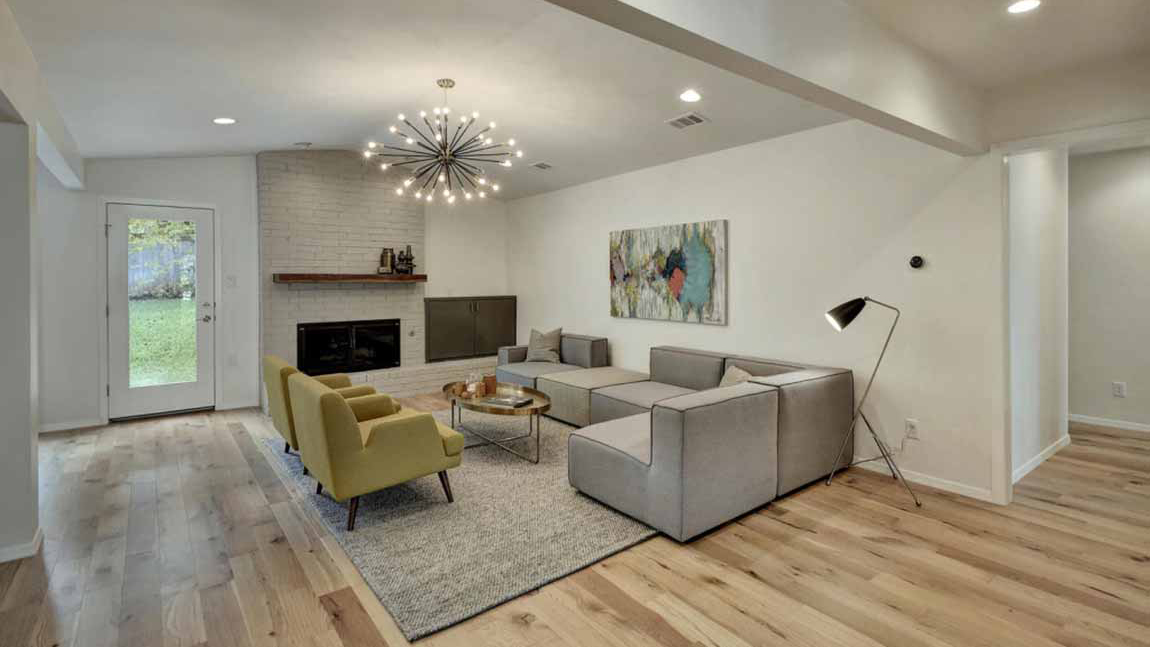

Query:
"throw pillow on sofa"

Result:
[[526, 327, 562, 363], [719, 364, 752, 387]]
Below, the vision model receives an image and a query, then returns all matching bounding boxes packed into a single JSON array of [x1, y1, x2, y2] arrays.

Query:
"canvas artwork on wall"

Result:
[[609, 219, 727, 325]]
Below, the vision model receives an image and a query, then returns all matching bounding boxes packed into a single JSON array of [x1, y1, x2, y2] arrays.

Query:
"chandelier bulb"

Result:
[[380, 163, 389, 170], [489, 121, 497, 129], [435, 133, 442, 141], [442, 188, 449, 197], [406, 137, 414, 145], [472, 111, 479, 119], [415, 191, 422, 198], [420, 111, 427, 118], [397, 113, 405, 121], [478, 178, 487, 185], [433, 107, 441, 115], [508, 138, 516, 146], [444, 107, 451, 114], [388, 125, 397, 133], [465, 192, 472, 200], [460, 115, 468, 123], [448, 195, 456, 204], [438, 173, 446, 182], [502, 160, 512, 167], [362, 151, 372, 158], [404, 178, 413, 186], [368, 141, 377, 149], [516, 150, 523, 158], [493, 184, 501, 191], [479, 191, 487, 198], [427, 194, 434, 203], [485, 138, 493, 145], [395, 188, 403, 195]]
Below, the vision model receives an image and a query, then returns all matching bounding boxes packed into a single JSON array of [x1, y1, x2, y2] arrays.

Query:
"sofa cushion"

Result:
[[593, 380, 696, 410], [526, 327, 562, 363], [650, 346, 726, 391], [724, 355, 808, 378], [496, 361, 583, 388], [569, 412, 652, 464], [718, 364, 752, 387]]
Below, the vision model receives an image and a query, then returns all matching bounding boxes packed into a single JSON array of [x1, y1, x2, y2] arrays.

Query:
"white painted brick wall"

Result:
[[259, 149, 488, 394]]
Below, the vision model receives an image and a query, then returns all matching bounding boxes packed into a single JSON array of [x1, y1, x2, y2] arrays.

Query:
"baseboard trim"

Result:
[[40, 418, 106, 434], [1012, 435, 1071, 483], [1068, 413, 1150, 434], [854, 460, 994, 503], [0, 527, 43, 563]]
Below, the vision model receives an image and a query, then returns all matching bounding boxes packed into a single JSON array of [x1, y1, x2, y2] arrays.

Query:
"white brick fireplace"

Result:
[[259, 150, 494, 397]]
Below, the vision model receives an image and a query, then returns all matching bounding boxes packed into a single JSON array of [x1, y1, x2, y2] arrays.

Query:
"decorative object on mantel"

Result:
[[395, 244, 416, 275], [362, 78, 523, 204], [609, 219, 728, 325], [378, 247, 395, 274], [272, 273, 427, 284]]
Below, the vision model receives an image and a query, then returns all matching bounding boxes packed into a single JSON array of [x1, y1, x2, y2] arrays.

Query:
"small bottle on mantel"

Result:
[[378, 248, 395, 274]]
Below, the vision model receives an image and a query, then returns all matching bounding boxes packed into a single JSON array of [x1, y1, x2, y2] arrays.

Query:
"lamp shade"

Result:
[[825, 297, 867, 331]]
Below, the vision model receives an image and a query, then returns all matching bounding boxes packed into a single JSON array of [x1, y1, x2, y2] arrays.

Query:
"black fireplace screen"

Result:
[[297, 319, 400, 375]]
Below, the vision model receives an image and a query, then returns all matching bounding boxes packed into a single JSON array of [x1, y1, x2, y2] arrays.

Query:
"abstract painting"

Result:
[[610, 220, 727, 325]]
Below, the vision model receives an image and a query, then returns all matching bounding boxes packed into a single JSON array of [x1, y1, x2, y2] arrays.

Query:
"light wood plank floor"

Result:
[[2, 401, 1146, 647]]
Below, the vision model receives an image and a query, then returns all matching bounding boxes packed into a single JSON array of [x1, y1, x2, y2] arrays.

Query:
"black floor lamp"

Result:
[[824, 297, 922, 506]]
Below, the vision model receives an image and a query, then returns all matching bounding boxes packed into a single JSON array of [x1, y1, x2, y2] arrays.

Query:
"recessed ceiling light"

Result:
[[1007, 0, 1041, 14], [679, 89, 702, 103], [212, 117, 237, 125]]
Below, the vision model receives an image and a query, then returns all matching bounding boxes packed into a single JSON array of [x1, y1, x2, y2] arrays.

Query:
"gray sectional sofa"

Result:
[[569, 346, 853, 542], [496, 333, 609, 388]]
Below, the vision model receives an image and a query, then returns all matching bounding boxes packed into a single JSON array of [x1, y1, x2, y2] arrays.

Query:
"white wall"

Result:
[[426, 199, 510, 298], [1007, 150, 1069, 482], [37, 155, 260, 430], [37, 162, 101, 430], [506, 120, 1008, 500], [1069, 147, 1150, 428]]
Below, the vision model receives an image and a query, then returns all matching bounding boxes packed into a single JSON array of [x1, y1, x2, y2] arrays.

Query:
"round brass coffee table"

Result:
[[442, 381, 551, 464]]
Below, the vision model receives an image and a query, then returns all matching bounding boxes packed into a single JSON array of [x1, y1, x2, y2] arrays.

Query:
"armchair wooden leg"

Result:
[[316, 482, 323, 495], [347, 497, 360, 531], [438, 471, 454, 503], [284, 442, 291, 454]]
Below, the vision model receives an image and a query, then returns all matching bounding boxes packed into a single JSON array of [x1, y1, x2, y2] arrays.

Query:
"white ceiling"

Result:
[[10, 0, 845, 199], [850, 0, 1150, 90]]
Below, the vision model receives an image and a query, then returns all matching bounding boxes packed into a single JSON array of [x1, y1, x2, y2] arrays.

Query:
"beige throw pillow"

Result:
[[526, 327, 562, 363], [719, 364, 753, 387]]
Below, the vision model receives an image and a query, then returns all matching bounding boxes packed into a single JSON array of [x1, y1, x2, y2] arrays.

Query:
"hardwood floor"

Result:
[[2, 403, 1146, 646]]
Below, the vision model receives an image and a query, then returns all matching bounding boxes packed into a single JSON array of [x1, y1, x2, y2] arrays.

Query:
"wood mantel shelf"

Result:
[[273, 273, 428, 284]]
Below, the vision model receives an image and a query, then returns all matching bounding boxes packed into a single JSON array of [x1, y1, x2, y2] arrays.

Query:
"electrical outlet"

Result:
[[1112, 381, 1127, 398], [905, 418, 920, 440]]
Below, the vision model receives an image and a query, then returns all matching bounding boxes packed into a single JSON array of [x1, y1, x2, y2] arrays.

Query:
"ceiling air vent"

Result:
[[531, 161, 553, 170], [666, 112, 709, 129]]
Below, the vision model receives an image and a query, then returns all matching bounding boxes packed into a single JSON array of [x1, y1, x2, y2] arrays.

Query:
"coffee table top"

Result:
[[442, 381, 551, 416]]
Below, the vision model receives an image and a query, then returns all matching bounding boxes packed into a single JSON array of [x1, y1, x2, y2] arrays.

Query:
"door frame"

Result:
[[99, 197, 223, 422]]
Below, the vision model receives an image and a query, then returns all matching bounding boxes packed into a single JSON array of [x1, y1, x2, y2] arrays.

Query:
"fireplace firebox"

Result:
[[297, 319, 400, 375]]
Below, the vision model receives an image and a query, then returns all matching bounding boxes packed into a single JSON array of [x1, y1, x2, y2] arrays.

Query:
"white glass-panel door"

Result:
[[107, 203, 215, 418]]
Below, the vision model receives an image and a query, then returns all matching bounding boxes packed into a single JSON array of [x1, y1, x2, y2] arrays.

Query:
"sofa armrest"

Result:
[[650, 383, 779, 541], [749, 368, 853, 495], [560, 334, 608, 368], [335, 385, 375, 399], [498, 345, 528, 365], [314, 373, 353, 389], [346, 394, 402, 422]]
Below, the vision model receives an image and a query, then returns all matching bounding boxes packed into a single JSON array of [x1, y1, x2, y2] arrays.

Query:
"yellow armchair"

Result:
[[287, 373, 464, 530], [262, 355, 375, 453]]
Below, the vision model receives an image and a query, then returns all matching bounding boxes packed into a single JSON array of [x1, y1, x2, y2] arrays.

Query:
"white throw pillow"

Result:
[[719, 365, 753, 387]]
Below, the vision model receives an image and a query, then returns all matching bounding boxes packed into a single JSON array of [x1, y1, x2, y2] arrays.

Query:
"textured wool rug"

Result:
[[259, 409, 656, 640]]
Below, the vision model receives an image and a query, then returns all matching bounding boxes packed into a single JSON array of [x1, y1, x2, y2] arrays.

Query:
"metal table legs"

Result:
[[452, 401, 541, 464]]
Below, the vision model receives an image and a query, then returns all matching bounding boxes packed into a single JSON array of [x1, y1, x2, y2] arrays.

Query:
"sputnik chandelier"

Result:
[[363, 78, 522, 204]]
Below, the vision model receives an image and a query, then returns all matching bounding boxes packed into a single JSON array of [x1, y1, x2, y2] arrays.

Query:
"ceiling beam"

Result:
[[544, 0, 988, 156]]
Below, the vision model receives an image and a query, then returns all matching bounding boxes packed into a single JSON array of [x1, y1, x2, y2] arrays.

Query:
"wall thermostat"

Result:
[[909, 255, 925, 269]]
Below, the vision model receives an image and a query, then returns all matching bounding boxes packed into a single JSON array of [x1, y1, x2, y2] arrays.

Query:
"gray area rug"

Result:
[[258, 409, 656, 641]]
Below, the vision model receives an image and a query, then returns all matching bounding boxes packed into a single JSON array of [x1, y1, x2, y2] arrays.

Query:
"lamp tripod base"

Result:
[[827, 411, 922, 507]]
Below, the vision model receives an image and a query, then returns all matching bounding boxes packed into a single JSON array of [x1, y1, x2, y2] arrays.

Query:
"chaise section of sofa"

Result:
[[496, 333, 608, 388], [582, 346, 854, 506], [569, 382, 780, 542]]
